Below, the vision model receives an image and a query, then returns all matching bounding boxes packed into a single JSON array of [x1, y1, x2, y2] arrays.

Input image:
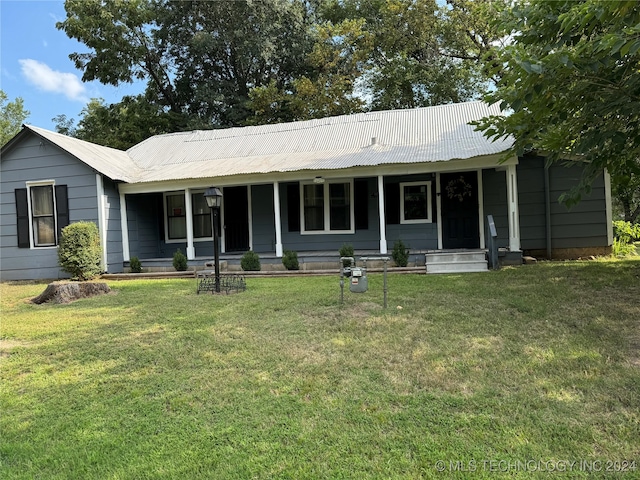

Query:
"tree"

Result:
[[1, 90, 29, 146], [611, 162, 640, 223], [246, 17, 371, 124], [474, 0, 640, 205], [58, 0, 316, 129], [316, 0, 505, 110], [54, 96, 175, 150]]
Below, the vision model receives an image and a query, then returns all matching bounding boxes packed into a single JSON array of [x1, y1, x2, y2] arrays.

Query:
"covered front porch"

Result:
[[116, 155, 523, 272]]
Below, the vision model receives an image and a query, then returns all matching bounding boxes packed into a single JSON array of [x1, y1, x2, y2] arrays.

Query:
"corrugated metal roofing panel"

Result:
[[25, 125, 141, 182], [12, 102, 512, 185], [126, 101, 513, 183]]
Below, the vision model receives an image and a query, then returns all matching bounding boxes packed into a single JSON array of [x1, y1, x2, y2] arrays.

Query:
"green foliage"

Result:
[[611, 163, 640, 224], [172, 249, 188, 271], [475, 0, 640, 205], [57, 0, 501, 134], [57, 221, 102, 281], [612, 220, 640, 257], [240, 250, 261, 271], [129, 256, 142, 273], [339, 243, 354, 267], [0, 89, 29, 146], [391, 240, 410, 267], [282, 250, 299, 271]]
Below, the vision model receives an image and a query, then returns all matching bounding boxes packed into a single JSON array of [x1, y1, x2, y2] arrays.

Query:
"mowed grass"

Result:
[[1, 260, 639, 479]]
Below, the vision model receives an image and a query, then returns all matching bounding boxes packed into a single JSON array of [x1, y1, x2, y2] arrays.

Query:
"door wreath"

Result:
[[445, 175, 473, 202]]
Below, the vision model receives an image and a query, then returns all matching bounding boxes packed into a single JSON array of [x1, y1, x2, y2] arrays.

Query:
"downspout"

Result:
[[544, 164, 552, 259]]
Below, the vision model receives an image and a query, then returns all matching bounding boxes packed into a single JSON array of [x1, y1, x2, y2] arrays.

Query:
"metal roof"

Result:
[[20, 125, 141, 183], [127, 101, 513, 183], [7, 102, 512, 185]]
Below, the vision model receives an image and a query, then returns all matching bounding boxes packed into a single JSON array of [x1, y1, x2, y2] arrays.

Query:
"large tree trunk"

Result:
[[32, 282, 110, 305]]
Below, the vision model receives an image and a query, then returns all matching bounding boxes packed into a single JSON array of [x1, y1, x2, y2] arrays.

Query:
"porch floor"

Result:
[[124, 250, 429, 273], [118, 249, 521, 275]]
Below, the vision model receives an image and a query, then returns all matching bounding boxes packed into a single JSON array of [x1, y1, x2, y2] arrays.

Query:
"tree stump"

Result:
[[32, 282, 111, 305]]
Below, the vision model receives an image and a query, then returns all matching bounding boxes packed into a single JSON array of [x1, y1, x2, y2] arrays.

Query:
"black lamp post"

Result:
[[203, 187, 223, 293]]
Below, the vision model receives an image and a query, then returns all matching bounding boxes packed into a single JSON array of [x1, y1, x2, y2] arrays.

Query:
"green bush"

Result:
[[392, 239, 410, 267], [612, 221, 640, 257], [339, 243, 354, 267], [57, 221, 102, 281], [282, 250, 299, 270], [173, 249, 188, 271], [129, 256, 142, 273], [241, 250, 261, 271]]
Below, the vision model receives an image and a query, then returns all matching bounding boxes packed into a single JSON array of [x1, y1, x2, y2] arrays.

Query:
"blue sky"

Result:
[[1, 0, 144, 131]]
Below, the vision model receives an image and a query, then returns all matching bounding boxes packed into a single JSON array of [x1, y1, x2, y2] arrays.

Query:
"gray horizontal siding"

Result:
[[482, 169, 509, 248], [251, 184, 275, 253], [517, 155, 608, 252], [1, 133, 103, 280], [126, 193, 162, 259], [104, 178, 123, 273]]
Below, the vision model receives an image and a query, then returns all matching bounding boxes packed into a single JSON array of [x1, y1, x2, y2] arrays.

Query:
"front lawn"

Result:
[[1, 260, 639, 478]]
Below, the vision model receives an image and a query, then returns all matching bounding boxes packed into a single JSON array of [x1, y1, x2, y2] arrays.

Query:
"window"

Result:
[[300, 180, 354, 234], [400, 181, 432, 224], [30, 185, 56, 246], [15, 182, 68, 249], [191, 193, 212, 238], [166, 193, 186, 240], [164, 191, 212, 242]]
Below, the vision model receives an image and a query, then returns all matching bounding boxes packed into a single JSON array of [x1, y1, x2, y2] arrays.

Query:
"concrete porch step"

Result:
[[425, 250, 488, 274]]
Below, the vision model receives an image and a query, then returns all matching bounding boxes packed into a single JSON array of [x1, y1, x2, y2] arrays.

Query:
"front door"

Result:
[[223, 186, 250, 252], [440, 171, 480, 249]]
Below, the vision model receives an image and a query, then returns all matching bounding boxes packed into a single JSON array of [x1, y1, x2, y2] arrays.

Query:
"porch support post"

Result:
[[273, 182, 283, 257], [377, 175, 387, 254], [119, 192, 130, 262], [477, 169, 485, 249], [184, 189, 195, 260], [506, 163, 521, 251], [436, 172, 443, 249]]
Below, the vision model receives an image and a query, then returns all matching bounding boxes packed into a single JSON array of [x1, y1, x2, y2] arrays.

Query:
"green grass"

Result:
[[1, 259, 639, 479]]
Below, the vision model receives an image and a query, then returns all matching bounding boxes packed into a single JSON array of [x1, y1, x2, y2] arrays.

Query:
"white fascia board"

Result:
[[118, 154, 514, 195]]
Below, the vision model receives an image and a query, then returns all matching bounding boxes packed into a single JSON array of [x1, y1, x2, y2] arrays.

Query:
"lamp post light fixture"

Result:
[[203, 187, 223, 293]]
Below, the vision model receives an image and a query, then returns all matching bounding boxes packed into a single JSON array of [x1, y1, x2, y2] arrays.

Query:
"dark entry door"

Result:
[[440, 171, 480, 249], [223, 186, 250, 252]]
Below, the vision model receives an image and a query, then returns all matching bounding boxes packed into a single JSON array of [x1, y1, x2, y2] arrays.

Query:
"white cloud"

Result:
[[19, 59, 88, 102]]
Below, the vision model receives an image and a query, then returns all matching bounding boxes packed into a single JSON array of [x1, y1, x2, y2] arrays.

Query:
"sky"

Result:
[[1, 0, 144, 131]]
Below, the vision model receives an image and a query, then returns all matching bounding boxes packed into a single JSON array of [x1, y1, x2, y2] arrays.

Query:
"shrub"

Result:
[[339, 243, 354, 267], [173, 249, 188, 271], [612, 221, 640, 257], [129, 256, 142, 273], [392, 239, 410, 267], [241, 250, 261, 271], [57, 221, 102, 281], [282, 250, 299, 270]]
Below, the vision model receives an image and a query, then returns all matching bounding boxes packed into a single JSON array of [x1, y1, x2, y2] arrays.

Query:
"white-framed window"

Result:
[[400, 181, 432, 224], [27, 181, 57, 247], [164, 191, 213, 242], [300, 179, 354, 234]]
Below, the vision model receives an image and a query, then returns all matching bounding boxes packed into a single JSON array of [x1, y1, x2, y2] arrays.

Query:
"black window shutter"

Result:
[[55, 185, 69, 240], [15, 188, 30, 248], [354, 179, 368, 230], [385, 182, 400, 225], [287, 183, 300, 232]]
